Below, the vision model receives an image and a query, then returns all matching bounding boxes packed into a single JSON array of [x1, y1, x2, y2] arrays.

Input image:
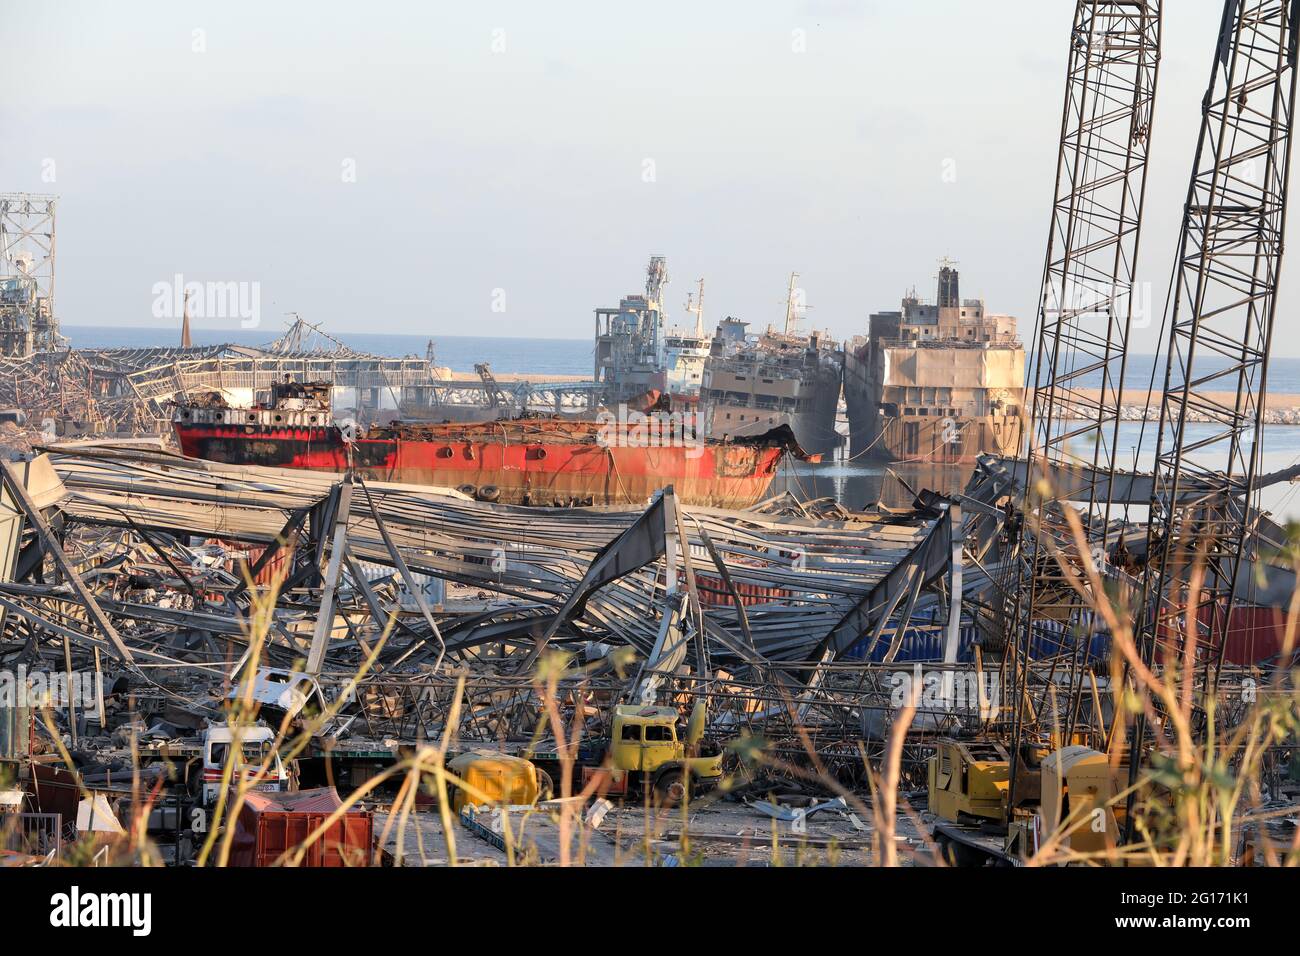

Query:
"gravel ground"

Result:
[[379, 796, 936, 867]]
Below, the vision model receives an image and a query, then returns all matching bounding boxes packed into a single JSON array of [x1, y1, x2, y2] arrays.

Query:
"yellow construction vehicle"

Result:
[[585, 702, 724, 803], [926, 737, 1127, 866], [1037, 744, 1129, 856], [447, 750, 551, 814], [927, 740, 1011, 823]]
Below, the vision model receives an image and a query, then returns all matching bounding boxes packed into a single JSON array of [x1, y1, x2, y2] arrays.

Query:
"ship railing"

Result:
[[706, 361, 802, 379]]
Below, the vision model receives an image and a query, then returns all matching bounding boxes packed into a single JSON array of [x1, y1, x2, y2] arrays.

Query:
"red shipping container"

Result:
[[208, 537, 293, 588], [229, 787, 373, 867], [1157, 603, 1288, 666], [1221, 605, 1287, 666]]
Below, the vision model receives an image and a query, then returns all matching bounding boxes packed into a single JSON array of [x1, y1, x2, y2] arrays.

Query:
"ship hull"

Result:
[[841, 341, 1024, 463], [701, 354, 844, 458], [868, 413, 1022, 463], [843, 344, 876, 459], [797, 360, 844, 458], [173, 416, 786, 509]]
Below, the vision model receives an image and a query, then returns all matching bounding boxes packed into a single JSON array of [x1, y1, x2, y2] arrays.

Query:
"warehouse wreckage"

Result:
[[0, 440, 966, 853], [0, 440, 1293, 864]]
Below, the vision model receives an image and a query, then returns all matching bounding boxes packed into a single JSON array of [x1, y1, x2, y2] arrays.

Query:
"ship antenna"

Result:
[[686, 278, 706, 338]]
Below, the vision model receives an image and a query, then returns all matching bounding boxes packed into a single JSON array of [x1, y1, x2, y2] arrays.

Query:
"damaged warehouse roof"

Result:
[[23, 442, 954, 671], [0, 442, 972, 765]]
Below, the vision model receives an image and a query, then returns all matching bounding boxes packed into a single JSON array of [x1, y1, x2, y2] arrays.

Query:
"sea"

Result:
[[62, 325, 1300, 523]]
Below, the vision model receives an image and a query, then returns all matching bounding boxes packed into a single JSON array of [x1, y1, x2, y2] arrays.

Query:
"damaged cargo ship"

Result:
[[698, 275, 844, 459], [171, 381, 805, 509], [843, 263, 1024, 463]]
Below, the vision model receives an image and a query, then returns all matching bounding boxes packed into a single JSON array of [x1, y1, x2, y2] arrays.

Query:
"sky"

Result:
[[0, 0, 1284, 352]]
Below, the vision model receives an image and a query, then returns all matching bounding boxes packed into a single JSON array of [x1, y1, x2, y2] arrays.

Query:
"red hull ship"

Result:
[[171, 386, 803, 509]]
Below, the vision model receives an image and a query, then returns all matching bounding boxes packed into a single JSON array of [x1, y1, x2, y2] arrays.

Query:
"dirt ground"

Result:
[[378, 795, 935, 867]]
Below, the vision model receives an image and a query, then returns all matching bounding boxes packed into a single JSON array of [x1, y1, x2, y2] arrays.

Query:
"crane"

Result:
[[474, 362, 512, 410], [1127, 0, 1300, 799], [1005, 0, 1163, 773], [932, 0, 1300, 864]]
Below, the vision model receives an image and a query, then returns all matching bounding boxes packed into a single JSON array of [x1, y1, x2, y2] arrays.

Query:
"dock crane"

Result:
[[1136, 0, 1300, 687], [936, 0, 1300, 864], [997, 0, 1163, 820], [474, 362, 513, 411], [1007, 0, 1163, 759], [931, 0, 1164, 863], [1127, 0, 1300, 827]]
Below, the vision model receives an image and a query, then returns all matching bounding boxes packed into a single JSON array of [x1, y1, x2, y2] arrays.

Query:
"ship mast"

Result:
[[685, 278, 705, 338], [783, 271, 800, 335], [181, 289, 193, 349]]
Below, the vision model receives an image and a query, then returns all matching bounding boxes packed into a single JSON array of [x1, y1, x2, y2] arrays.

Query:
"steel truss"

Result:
[[1139, 0, 1300, 675], [1009, 1, 1162, 744], [0, 193, 62, 358]]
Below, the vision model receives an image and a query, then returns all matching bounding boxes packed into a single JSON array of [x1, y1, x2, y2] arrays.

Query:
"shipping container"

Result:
[[228, 787, 373, 867]]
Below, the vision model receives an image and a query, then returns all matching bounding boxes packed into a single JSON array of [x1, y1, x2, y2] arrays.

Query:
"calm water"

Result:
[[63, 325, 1300, 521], [773, 423, 1300, 522], [1025, 351, 1300, 394]]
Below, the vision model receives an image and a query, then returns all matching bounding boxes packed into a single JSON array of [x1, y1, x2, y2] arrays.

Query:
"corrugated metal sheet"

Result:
[[353, 559, 445, 609], [242, 786, 342, 814], [847, 621, 1110, 664]]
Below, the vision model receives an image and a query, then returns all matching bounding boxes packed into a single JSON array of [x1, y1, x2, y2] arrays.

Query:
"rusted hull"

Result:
[[174, 421, 785, 509], [870, 414, 1023, 464]]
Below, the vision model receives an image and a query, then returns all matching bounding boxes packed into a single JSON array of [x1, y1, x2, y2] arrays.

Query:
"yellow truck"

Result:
[[587, 703, 724, 803], [927, 740, 1012, 824], [448, 702, 726, 810]]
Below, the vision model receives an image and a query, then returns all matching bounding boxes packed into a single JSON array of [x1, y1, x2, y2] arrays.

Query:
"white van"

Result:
[[201, 724, 288, 805]]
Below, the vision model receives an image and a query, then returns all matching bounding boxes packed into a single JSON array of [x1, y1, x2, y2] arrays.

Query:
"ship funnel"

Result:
[[937, 261, 960, 308]]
